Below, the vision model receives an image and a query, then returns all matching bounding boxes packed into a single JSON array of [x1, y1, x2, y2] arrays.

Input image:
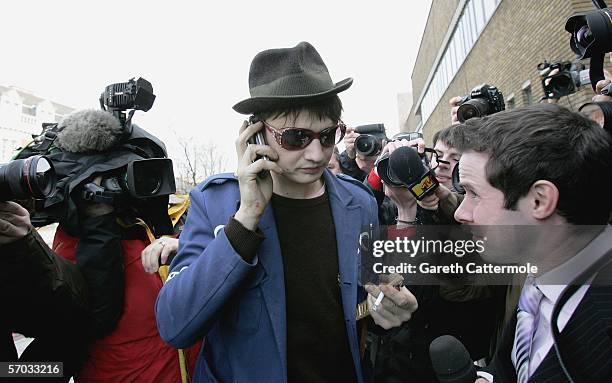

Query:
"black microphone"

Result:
[[429, 335, 477, 383], [388, 146, 439, 200], [55, 109, 125, 153]]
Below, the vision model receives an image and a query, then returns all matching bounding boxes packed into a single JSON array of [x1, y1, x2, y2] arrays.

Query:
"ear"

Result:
[[528, 180, 559, 220]]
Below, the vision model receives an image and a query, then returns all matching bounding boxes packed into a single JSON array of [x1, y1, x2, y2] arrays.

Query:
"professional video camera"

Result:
[[538, 60, 590, 99], [456, 84, 505, 123], [10, 77, 176, 236], [355, 124, 387, 156]]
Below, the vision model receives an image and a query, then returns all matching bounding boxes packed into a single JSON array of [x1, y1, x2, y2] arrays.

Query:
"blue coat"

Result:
[[156, 170, 378, 382]]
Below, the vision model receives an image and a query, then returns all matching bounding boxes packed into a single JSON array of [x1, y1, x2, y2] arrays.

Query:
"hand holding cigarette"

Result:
[[365, 273, 418, 330]]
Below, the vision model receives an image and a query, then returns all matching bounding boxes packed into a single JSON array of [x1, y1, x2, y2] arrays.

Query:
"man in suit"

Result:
[[451, 104, 612, 382], [155, 42, 418, 382]]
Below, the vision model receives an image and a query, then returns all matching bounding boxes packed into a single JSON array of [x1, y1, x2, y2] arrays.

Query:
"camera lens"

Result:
[[355, 135, 381, 156], [576, 25, 594, 48], [135, 173, 162, 196], [0, 155, 56, 201], [457, 98, 489, 123], [550, 74, 574, 96]]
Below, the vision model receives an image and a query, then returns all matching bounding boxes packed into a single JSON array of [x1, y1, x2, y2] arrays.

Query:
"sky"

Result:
[[1, 0, 432, 171]]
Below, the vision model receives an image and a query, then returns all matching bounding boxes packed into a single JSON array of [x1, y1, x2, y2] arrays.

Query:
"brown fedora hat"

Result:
[[233, 41, 353, 114]]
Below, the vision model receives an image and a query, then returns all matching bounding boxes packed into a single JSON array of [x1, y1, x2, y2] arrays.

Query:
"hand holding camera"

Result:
[[0, 201, 31, 245], [234, 119, 282, 231], [343, 126, 359, 159], [354, 124, 387, 157], [449, 96, 463, 124], [539, 60, 589, 100], [374, 136, 445, 213]]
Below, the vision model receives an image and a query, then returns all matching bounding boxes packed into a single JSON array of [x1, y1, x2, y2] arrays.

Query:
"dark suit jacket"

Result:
[[485, 278, 612, 382]]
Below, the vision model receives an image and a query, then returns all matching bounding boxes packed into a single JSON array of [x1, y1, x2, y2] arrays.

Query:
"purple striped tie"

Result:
[[513, 275, 543, 383]]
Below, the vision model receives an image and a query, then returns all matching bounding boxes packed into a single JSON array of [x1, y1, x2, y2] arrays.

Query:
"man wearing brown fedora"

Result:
[[156, 41, 417, 382]]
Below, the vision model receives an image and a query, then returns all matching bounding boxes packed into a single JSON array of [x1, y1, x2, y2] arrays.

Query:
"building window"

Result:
[[473, 0, 485, 33], [22, 104, 36, 116], [522, 81, 533, 105], [506, 93, 515, 110], [416, 0, 501, 125]]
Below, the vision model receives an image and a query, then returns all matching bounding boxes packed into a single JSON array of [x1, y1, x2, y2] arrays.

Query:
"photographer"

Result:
[[44, 109, 197, 383], [8, 80, 197, 381], [0, 201, 89, 382], [340, 124, 388, 181]]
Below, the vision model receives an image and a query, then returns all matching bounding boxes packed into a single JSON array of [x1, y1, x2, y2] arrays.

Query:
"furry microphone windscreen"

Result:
[[55, 109, 124, 153]]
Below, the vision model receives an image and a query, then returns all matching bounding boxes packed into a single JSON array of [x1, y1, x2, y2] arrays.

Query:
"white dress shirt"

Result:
[[510, 283, 590, 376]]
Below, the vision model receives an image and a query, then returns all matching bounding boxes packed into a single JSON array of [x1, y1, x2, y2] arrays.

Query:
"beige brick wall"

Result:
[[407, 0, 612, 145]]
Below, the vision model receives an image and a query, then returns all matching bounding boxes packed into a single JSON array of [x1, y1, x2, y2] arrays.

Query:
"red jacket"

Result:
[[53, 226, 199, 382]]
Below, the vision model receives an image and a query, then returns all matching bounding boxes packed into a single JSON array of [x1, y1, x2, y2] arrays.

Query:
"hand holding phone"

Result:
[[234, 117, 282, 230], [247, 115, 270, 178]]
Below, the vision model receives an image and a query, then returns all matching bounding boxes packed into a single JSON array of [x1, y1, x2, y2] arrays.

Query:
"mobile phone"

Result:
[[247, 115, 270, 178]]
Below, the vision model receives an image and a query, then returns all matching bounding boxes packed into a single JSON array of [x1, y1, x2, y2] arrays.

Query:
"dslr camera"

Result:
[[354, 124, 388, 156], [0, 155, 56, 202], [456, 84, 505, 123], [538, 60, 590, 99], [565, 1, 612, 93]]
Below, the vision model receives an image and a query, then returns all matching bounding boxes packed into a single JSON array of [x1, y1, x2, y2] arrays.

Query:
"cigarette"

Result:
[[371, 291, 385, 312]]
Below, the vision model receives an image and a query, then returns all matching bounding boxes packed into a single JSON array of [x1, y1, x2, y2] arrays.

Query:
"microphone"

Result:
[[55, 109, 124, 153], [429, 335, 477, 383], [389, 146, 439, 200]]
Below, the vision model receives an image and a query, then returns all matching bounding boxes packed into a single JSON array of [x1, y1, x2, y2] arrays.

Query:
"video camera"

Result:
[[538, 60, 590, 99], [7, 77, 176, 236], [355, 124, 387, 156], [456, 84, 505, 123]]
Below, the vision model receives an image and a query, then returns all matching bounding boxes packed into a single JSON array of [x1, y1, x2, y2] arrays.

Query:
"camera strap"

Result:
[[589, 51, 606, 92]]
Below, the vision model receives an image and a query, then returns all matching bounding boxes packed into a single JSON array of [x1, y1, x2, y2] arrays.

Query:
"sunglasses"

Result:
[[261, 119, 346, 151]]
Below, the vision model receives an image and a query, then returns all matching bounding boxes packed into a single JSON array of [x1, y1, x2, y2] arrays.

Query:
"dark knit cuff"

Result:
[[224, 216, 265, 262]]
